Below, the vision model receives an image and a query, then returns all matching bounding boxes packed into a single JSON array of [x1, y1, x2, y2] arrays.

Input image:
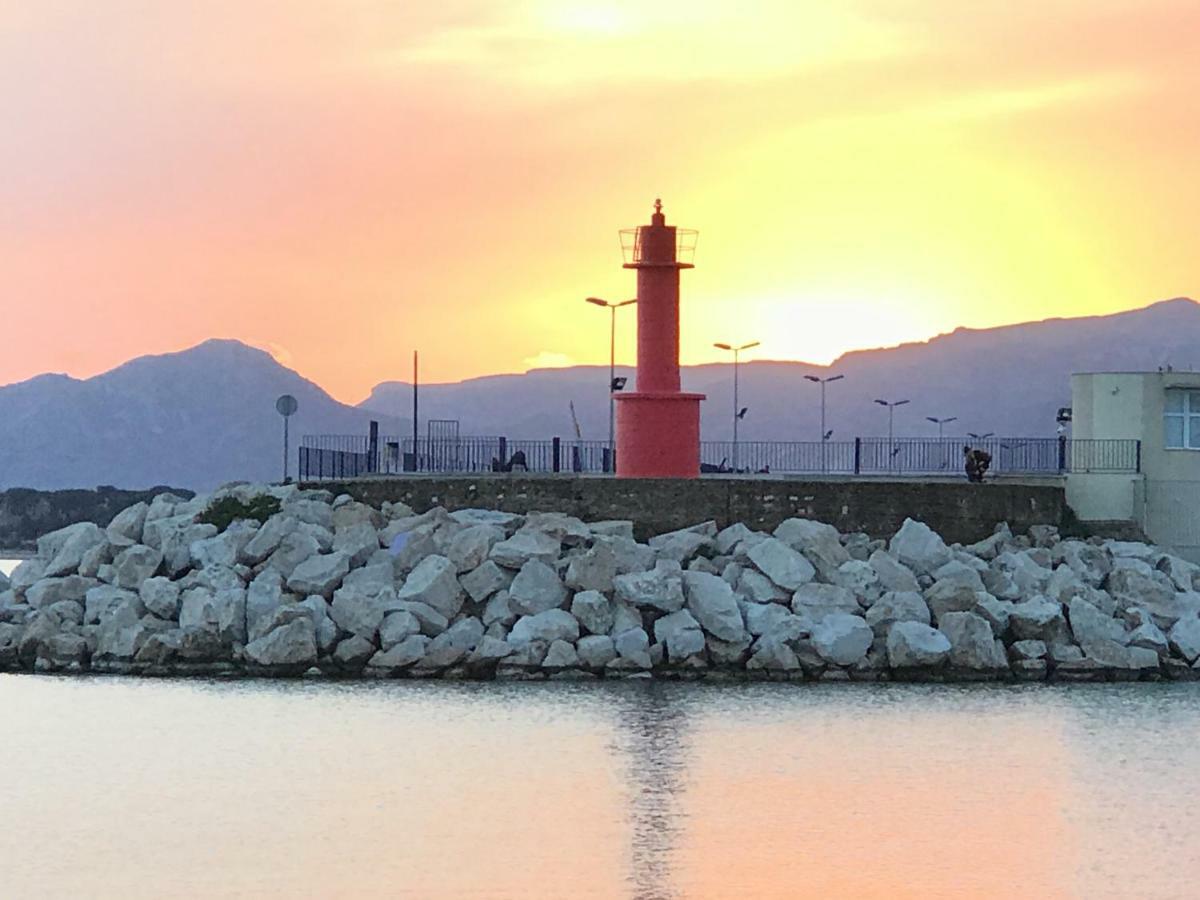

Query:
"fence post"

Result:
[[853, 437, 861, 475], [552, 437, 561, 473], [1135, 439, 1142, 474], [368, 421, 379, 474], [1057, 435, 1067, 473], [498, 436, 508, 472]]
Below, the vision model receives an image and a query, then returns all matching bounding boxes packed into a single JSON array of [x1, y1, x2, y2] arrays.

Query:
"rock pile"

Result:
[[3, 485, 1200, 682]]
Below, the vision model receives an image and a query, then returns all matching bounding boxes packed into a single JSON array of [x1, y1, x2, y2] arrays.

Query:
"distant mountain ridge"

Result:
[[0, 340, 402, 491], [362, 297, 1200, 442], [0, 298, 1196, 490]]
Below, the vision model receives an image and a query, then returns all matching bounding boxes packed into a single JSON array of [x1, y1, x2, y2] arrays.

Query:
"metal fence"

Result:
[[298, 434, 617, 480], [298, 433, 1141, 480]]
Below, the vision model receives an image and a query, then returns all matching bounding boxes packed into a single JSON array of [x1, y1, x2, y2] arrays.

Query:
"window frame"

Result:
[[1163, 389, 1200, 449]]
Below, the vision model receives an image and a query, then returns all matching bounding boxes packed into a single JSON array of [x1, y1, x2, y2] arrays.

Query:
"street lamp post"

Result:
[[925, 415, 958, 440], [714, 340, 759, 472], [586, 297, 637, 469], [803, 374, 845, 443], [804, 373, 844, 472], [874, 398, 910, 472], [926, 415, 957, 470]]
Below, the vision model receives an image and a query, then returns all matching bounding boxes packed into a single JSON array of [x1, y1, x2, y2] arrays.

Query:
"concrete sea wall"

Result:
[[311, 475, 1067, 545]]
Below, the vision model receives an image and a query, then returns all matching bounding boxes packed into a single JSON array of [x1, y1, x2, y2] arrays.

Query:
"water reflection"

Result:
[[610, 684, 693, 900], [1, 677, 1199, 898]]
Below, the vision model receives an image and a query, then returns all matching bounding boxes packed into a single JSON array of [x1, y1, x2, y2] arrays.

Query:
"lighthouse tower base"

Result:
[[615, 391, 706, 478]]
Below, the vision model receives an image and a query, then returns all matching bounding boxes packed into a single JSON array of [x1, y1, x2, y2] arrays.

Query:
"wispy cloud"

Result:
[[523, 351, 576, 370]]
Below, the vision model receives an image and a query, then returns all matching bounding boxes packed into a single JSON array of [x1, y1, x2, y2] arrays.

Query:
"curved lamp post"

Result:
[[714, 341, 759, 471], [586, 297, 637, 467], [874, 398, 910, 472]]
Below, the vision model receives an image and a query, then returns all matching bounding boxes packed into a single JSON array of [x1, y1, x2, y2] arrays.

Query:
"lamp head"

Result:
[[586, 297, 608, 307]]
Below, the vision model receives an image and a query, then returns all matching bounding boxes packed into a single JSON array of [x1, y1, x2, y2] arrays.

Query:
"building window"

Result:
[[1164, 390, 1200, 449]]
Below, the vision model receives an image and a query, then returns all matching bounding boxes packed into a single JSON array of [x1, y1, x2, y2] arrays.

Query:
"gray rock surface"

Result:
[[507, 558, 568, 617], [613, 565, 685, 613], [746, 538, 816, 591], [396, 555, 465, 619], [811, 613, 873, 666], [940, 611, 1007, 671], [683, 571, 747, 641], [244, 618, 318, 668], [508, 609, 580, 646], [886, 621, 952, 668]]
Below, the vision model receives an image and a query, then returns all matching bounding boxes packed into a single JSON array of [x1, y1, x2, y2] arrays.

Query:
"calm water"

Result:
[[1, 677, 1198, 899]]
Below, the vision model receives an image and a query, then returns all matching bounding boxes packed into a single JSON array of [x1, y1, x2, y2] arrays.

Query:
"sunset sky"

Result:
[[2, 1, 1197, 402]]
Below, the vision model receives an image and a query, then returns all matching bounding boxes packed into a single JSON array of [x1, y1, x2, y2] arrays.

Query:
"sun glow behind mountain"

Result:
[[1, 1, 1197, 400]]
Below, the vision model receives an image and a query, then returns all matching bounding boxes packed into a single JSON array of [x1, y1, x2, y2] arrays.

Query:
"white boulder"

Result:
[[939, 611, 1007, 671], [571, 590, 614, 636], [653, 609, 706, 660], [396, 555, 466, 620], [886, 621, 952, 668], [746, 538, 816, 591], [287, 551, 351, 599], [888, 519, 952, 576], [243, 618, 318, 669], [508, 609, 580, 646], [507, 559, 568, 617], [613, 565, 685, 613], [683, 571, 747, 641], [810, 613, 873, 666]]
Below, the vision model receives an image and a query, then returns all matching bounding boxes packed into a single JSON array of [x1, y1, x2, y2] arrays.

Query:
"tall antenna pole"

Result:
[[412, 350, 419, 472]]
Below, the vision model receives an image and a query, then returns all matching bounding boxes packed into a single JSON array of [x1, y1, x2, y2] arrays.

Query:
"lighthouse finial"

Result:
[[654, 198, 662, 215]]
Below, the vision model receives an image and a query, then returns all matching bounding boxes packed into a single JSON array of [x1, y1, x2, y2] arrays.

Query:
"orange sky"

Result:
[[2, 1, 1197, 402]]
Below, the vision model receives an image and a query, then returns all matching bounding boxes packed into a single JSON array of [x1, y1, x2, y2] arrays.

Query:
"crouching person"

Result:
[[963, 445, 991, 482]]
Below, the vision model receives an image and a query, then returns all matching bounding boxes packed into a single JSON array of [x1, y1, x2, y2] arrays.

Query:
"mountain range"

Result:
[[2, 297, 1197, 490]]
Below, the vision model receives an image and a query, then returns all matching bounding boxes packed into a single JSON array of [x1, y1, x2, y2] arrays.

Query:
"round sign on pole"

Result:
[[276, 395, 298, 483], [276, 394, 298, 417]]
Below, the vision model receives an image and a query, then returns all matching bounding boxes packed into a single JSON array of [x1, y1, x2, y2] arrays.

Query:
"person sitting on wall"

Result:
[[508, 450, 528, 472], [963, 445, 992, 482]]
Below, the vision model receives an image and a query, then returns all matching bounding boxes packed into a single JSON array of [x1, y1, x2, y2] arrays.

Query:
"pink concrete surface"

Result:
[[615, 391, 704, 478]]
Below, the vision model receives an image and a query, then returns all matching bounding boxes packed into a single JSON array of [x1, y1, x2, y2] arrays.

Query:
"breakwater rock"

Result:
[[2, 485, 1200, 683]]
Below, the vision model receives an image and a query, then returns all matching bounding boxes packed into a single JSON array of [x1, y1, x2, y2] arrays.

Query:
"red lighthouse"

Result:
[[614, 200, 705, 478]]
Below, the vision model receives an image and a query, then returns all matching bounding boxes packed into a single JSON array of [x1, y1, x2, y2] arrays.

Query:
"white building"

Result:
[[1068, 371, 1200, 559]]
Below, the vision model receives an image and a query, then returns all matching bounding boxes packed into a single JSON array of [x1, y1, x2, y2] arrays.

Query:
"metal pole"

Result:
[[283, 415, 289, 483], [412, 350, 419, 472], [820, 381, 827, 445], [732, 349, 740, 472], [608, 305, 616, 465], [888, 405, 894, 473]]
